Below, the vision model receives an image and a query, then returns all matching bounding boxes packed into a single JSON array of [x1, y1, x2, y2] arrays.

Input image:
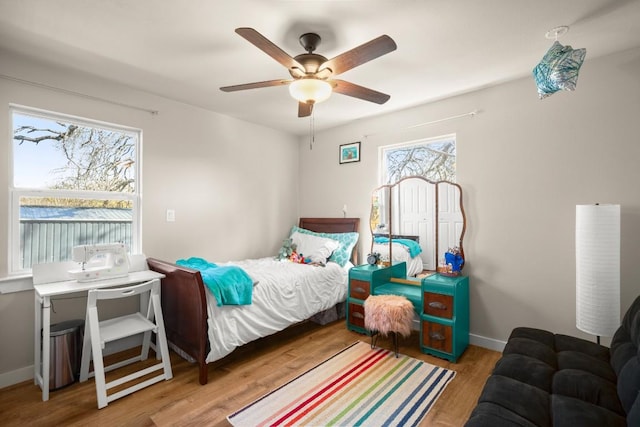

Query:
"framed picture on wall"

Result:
[[339, 142, 361, 164]]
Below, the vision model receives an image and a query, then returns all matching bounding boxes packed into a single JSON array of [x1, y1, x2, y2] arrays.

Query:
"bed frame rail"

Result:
[[146, 257, 209, 385]]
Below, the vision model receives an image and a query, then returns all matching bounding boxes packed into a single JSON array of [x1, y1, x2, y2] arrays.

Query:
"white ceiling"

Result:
[[0, 0, 639, 137]]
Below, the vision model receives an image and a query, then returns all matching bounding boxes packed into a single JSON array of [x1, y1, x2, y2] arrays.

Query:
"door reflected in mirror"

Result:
[[369, 176, 465, 276]]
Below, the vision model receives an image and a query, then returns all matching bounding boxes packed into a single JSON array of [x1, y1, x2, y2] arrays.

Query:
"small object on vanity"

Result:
[[367, 252, 381, 266], [436, 258, 448, 274], [439, 247, 463, 277], [378, 253, 391, 267]]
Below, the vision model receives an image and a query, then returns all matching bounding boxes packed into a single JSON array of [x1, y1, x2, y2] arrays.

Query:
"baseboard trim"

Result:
[[470, 333, 506, 352], [0, 365, 33, 389], [0, 335, 142, 390]]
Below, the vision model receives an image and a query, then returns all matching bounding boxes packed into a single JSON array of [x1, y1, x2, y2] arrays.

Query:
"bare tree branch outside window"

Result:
[[13, 115, 136, 208], [383, 139, 456, 184]]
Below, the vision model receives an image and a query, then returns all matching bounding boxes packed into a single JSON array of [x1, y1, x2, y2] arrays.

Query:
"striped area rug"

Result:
[[227, 341, 456, 427]]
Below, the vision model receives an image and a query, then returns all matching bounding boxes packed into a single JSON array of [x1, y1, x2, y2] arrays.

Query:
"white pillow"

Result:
[[290, 231, 340, 263]]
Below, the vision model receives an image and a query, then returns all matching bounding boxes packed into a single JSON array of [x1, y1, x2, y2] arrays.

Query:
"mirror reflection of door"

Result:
[[438, 183, 464, 264], [369, 177, 465, 274], [394, 178, 436, 270]]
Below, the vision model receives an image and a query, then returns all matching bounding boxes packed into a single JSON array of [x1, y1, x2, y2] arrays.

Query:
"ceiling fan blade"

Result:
[[331, 79, 391, 104], [235, 27, 305, 73], [321, 35, 397, 76], [298, 102, 313, 118], [220, 79, 292, 92]]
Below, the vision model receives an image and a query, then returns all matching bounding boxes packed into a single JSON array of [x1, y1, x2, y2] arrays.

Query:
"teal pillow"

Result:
[[290, 226, 359, 267]]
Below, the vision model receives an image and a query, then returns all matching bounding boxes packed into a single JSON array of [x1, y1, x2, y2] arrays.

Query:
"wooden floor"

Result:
[[0, 320, 500, 426]]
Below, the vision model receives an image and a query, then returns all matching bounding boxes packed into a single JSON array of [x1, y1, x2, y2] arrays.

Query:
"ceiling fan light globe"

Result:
[[289, 79, 332, 104]]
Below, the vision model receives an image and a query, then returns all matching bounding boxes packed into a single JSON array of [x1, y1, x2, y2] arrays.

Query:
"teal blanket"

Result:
[[176, 257, 253, 307], [374, 237, 423, 258]]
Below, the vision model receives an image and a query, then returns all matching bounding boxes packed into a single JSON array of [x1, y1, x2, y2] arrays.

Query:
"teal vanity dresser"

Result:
[[346, 263, 407, 334], [419, 273, 469, 362], [352, 175, 469, 362], [347, 264, 469, 362]]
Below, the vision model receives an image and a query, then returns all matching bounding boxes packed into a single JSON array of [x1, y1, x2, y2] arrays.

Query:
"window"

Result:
[[9, 105, 141, 274], [380, 134, 456, 184]]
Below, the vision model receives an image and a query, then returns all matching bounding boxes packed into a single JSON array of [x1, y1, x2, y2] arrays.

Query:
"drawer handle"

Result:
[[354, 287, 366, 294], [428, 301, 447, 311], [353, 312, 364, 319], [429, 332, 445, 341]]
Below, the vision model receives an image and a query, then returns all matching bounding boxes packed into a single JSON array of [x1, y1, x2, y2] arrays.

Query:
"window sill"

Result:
[[0, 275, 34, 294]]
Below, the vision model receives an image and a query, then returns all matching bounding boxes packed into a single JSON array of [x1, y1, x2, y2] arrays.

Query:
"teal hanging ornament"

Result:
[[532, 26, 586, 99]]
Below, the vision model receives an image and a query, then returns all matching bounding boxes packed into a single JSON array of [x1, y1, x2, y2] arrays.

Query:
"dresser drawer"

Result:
[[350, 279, 371, 300], [348, 303, 366, 328], [421, 321, 453, 354], [423, 292, 453, 319]]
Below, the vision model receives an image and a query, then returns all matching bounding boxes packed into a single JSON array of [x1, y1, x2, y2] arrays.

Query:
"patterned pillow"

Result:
[[290, 226, 359, 267], [290, 231, 340, 263]]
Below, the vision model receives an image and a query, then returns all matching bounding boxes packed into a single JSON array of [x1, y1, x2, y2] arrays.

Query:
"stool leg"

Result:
[[370, 330, 378, 349], [392, 332, 399, 358]]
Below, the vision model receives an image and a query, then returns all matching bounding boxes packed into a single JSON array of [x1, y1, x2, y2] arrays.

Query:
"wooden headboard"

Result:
[[298, 217, 360, 265]]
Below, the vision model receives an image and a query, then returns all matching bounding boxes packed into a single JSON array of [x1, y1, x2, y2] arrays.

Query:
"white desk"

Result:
[[33, 269, 165, 401]]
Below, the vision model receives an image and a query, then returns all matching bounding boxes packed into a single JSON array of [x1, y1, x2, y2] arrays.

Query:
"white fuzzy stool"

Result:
[[364, 294, 414, 357]]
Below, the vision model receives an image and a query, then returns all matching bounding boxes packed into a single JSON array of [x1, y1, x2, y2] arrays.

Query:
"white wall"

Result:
[[0, 50, 299, 381], [2, 45, 638, 387], [299, 47, 640, 345]]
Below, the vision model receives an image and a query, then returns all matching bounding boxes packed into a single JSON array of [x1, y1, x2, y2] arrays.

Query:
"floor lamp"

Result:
[[576, 204, 620, 345]]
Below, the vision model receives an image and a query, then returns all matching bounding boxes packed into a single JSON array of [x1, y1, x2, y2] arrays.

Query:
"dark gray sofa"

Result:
[[466, 295, 640, 426]]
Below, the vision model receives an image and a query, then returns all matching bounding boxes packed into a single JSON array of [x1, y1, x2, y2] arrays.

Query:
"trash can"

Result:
[[46, 319, 84, 390]]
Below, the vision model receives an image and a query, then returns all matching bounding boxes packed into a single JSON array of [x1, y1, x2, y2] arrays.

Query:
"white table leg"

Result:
[[41, 296, 51, 401], [34, 293, 41, 387]]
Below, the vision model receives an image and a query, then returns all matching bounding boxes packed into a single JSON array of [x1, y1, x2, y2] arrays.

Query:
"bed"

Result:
[[371, 234, 424, 276], [146, 217, 360, 385]]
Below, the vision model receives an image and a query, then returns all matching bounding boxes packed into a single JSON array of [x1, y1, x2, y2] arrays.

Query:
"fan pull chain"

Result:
[[309, 111, 315, 150]]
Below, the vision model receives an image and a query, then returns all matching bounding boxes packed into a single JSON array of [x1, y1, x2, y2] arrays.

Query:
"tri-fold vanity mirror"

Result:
[[369, 176, 466, 276]]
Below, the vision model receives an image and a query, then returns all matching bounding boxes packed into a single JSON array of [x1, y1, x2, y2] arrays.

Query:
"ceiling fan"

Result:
[[220, 28, 397, 117]]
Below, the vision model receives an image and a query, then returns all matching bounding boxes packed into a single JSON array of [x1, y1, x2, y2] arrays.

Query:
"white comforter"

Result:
[[205, 257, 348, 363], [372, 242, 424, 277]]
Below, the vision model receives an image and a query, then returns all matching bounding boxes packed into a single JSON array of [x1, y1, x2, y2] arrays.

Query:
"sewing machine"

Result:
[[68, 243, 129, 282]]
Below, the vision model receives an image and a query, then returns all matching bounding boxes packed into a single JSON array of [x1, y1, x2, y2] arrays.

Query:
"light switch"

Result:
[[166, 209, 175, 222]]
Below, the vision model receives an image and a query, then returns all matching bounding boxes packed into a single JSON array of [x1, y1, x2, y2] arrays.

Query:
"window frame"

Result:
[[378, 133, 457, 185], [8, 104, 142, 275]]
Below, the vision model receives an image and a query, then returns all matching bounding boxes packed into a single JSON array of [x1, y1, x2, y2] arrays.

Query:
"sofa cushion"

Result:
[[466, 402, 540, 427], [552, 395, 626, 427], [553, 369, 624, 414], [475, 375, 551, 427], [610, 336, 635, 376], [555, 334, 611, 361], [503, 335, 557, 368], [617, 356, 640, 415], [557, 350, 617, 382], [627, 393, 640, 427], [611, 294, 640, 422], [492, 353, 555, 392], [509, 326, 555, 347]]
